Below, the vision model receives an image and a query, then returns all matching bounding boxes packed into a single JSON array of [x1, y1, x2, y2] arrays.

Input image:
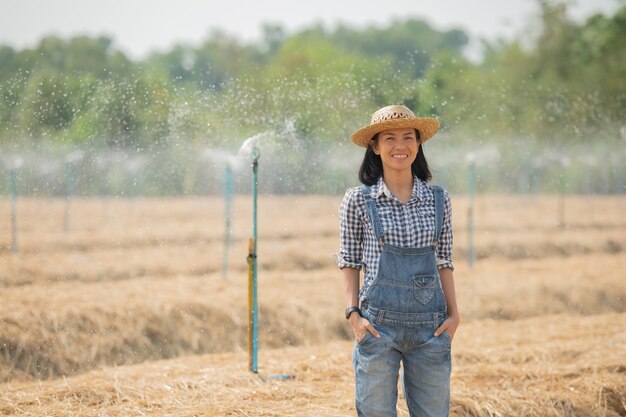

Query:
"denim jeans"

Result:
[[352, 311, 451, 417]]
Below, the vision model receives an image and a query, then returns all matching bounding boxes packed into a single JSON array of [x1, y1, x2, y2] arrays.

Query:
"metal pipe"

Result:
[[222, 163, 234, 280], [467, 160, 476, 268], [247, 237, 255, 372], [10, 169, 18, 253], [250, 146, 260, 373], [64, 161, 74, 232]]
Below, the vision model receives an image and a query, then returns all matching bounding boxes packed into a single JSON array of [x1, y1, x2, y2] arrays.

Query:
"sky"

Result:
[[0, 0, 621, 59]]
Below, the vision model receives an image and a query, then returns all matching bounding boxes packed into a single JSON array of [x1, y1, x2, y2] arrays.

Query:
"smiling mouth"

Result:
[[391, 154, 408, 159]]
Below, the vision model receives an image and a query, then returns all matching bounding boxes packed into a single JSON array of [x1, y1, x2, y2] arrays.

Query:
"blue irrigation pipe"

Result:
[[617, 161, 625, 194], [558, 172, 566, 229], [64, 161, 75, 232], [10, 168, 17, 253], [467, 161, 476, 268], [222, 163, 234, 280], [251, 146, 260, 373]]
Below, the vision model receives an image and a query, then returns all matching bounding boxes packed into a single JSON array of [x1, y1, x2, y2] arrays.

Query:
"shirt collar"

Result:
[[371, 176, 428, 202]]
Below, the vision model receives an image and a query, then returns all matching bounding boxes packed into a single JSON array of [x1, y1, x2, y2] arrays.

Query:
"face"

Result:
[[370, 128, 420, 173]]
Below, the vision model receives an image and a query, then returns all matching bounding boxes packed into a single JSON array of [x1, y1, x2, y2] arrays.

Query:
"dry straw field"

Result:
[[0, 193, 625, 416]]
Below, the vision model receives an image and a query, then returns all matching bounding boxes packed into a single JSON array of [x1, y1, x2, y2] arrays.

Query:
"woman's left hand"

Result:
[[434, 314, 460, 341]]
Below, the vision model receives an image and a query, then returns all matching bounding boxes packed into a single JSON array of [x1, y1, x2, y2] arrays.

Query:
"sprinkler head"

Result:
[[65, 150, 84, 164], [251, 146, 260, 161], [3, 155, 23, 170]]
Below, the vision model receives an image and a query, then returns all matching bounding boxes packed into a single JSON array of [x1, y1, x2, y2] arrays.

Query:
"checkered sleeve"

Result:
[[337, 187, 364, 270], [436, 189, 454, 271]]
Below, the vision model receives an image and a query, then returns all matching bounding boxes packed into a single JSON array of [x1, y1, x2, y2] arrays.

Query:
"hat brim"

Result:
[[351, 118, 440, 147]]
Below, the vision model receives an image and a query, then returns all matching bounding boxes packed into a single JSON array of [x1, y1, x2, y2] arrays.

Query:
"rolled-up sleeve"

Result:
[[337, 187, 363, 270], [436, 189, 454, 270]]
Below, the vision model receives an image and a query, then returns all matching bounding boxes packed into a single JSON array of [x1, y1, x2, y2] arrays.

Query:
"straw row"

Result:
[[1, 312, 624, 416], [1, 195, 624, 255], [1, 251, 624, 383]]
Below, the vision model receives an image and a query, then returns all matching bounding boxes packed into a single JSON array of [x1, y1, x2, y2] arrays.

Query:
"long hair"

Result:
[[358, 130, 432, 185]]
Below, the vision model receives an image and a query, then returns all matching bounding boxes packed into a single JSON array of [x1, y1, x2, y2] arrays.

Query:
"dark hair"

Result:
[[358, 129, 432, 185]]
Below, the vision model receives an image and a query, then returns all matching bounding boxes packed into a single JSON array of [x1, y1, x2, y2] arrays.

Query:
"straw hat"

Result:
[[351, 105, 440, 147]]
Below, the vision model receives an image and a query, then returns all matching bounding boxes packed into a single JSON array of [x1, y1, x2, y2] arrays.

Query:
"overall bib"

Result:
[[353, 184, 451, 417]]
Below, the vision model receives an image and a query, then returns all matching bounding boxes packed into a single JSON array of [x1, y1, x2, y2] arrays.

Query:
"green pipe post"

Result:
[[222, 163, 234, 280], [251, 146, 260, 373], [467, 160, 476, 268], [558, 157, 569, 229], [10, 168, 18, 253], [530, 161, 540, 198], [64, 161, 75, 232], [616, 157, 625, 194], [558, 173, 565, 229]]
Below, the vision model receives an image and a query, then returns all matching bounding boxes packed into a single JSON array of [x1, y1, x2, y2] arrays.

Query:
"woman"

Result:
[[337, 104, 460, 417]]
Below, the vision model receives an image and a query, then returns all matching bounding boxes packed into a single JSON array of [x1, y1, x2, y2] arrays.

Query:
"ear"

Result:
[[370, 139, 380, 155]]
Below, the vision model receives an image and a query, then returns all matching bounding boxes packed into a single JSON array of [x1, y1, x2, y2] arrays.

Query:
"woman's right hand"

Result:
[[349, 314, 381, 342]]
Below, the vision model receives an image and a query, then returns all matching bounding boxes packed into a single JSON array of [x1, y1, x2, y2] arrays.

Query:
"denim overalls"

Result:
[[353, 184, 451, 417]]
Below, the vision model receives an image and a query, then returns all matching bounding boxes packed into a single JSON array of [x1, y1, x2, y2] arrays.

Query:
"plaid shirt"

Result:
[[337, 176, 454, 300]]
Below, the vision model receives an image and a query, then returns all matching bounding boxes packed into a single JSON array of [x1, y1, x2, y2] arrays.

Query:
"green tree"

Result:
[[16, 70, 78, 138], [331, 19, 468, 79], [68, 72, 172, 147]]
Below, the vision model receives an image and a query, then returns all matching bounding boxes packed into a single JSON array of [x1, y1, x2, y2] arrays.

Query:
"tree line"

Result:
[[0, 0, 624, 149]]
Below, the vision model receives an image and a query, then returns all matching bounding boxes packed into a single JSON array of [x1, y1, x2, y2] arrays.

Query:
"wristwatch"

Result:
[[345, 306, 362, 320]]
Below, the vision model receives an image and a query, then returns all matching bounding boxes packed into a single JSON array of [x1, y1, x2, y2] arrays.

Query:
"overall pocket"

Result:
[[413, 275, 437, 305]]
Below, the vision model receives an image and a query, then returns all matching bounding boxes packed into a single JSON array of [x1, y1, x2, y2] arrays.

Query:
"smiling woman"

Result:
[[338, 104, 460, 417]]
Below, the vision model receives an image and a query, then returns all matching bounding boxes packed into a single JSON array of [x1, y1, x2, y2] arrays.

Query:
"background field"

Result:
[[0, 194, 625, 416]]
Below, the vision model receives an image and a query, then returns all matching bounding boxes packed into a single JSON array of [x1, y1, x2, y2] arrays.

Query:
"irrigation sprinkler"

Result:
[[558, 156, 570, 229], [1, 156, 19, 251], [612, 154, 625, 194], [64, 162, 74, 232], [240, 132, 293, 378], [222, 162, 234, 280], [5, 156, 23, 253], [64, 150, 84, 232], [579, 155, 597, 195], [123, 155, 147, 198], [237, 132, 269, 373], [200, 148, 242, 281], [464, 145, 499, 268], [466, 154, 476, 269], [246, 141, 260, 373], [10, 168, 18, 253]]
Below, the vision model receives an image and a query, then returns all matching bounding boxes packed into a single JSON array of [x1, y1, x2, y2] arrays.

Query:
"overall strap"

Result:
[[431, 184, 444, 246], [361, 185, 384, 241]]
